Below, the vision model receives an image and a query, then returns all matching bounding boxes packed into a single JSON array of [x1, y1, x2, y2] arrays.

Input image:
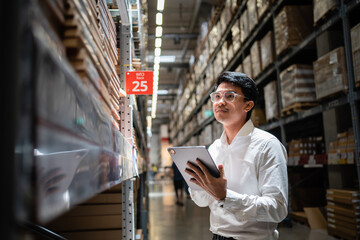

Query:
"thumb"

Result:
[[218, 164, 225, 177]]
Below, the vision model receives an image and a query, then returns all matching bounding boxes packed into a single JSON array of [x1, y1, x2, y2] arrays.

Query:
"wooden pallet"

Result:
[[281, 102, 317, 117]]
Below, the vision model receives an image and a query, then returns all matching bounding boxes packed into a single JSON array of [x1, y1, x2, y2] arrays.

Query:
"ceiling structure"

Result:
[[145, 0, 219, 130]]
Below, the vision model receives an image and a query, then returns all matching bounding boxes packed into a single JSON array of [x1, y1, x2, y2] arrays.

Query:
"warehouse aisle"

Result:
[[148, 179, 213, 240], [148, 179, 337, 240]]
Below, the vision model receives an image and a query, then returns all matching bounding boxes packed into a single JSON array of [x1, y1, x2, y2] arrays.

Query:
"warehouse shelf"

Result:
[[172, 0, 360, 151]]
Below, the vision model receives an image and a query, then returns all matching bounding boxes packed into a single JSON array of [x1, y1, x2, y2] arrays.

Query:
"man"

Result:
[[185, 72, 288, 240]]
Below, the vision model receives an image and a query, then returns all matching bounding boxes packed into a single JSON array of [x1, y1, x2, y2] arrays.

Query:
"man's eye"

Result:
[[215, 94, 221, 99], [225, 94, 234, 99]]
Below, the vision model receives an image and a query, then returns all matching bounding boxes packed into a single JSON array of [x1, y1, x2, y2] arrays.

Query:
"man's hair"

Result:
[[214, 71, 259, 121]]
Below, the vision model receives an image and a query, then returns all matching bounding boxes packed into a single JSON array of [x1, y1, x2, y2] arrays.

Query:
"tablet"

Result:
[[167, 146, 220, 191]]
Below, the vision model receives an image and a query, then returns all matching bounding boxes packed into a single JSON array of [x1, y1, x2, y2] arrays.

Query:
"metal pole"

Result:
[[340, 0, 360, 189]]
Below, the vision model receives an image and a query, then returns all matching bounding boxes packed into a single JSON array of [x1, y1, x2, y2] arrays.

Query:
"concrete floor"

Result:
[[148, 179, 338, 240]]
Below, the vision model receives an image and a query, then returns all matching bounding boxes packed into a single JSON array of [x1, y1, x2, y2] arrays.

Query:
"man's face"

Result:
[[212, 82, 251, 127]]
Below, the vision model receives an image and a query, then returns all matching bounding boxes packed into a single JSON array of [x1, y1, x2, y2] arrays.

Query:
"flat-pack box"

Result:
[[351, 23, 360, 85], [313, 47, 348, 100], [242, 54, 253, 79], [274, 5, 313, 56]]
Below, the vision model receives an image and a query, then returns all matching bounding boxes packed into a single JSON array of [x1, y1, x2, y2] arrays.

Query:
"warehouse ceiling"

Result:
[[145, 0, 219, 130]]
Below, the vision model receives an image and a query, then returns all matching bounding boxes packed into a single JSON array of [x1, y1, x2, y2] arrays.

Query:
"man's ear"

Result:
[[244, 101, 254, 112]]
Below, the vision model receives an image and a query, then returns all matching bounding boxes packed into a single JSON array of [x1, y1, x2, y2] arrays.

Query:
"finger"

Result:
[[196, 159, 211, 179], [218, 164, 225, 178], [187, 161, 204, 177]]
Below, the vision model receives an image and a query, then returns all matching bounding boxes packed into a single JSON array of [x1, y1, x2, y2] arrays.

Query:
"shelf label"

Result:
[[126, 71, 153, 95]]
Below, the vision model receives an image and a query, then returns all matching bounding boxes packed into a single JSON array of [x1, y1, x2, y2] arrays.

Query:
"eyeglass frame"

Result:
[[209, 91, 249, 103]]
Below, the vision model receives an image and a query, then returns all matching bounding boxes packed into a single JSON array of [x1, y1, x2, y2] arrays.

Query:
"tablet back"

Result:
[[167, 146, 220, 191]]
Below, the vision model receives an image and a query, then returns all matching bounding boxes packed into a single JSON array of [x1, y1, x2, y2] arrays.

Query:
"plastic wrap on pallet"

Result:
[[260, 31, 275, 70], [257, 0, 270, 20], [242, 54, 253, 79], [313, 0, 339, 25], [240, 9, 249, 43], [351, 23, 360, 85], [264, 81, 279, 121], [280, 64, 317, 109], [313, 47, 348, 100], [247, 0, 258, 33], [250, 41, 262, 78], [274, 5, 313, 56]]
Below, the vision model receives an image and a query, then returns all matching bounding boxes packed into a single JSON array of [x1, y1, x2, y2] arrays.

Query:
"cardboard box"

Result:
[[280, 64, 316, 108], [313, 0, 339, 25], [250, 41, 262, 78], [264, 81, 279, 121], [274, 5, 313, 56], [351, 23, 360, 85], [260, 31, 275, 70], [240, 9, 249, 43], [313, 47, 348, 99], [247, 0, 258, 33], [242, 54, 253, 79], [256, 0, 270, 20], [304, 207, 327, 229], [251, 108, 266, 127]]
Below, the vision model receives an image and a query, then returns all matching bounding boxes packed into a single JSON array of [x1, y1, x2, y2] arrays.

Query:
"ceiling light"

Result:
[[154, 47, 161, 57], [157, 0, 165, 11], [155, 38, 162, 48], [156, 13, 163, 25], [158, 89, 169, 95], [155, 26, 163, 37], [160, 55, 176, 62]]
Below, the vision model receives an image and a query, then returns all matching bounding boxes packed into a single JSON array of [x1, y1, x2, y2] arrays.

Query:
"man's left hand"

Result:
[[185, 159, 227, 201]]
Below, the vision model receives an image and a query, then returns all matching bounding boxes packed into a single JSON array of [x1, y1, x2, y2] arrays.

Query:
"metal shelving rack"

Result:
[[171, 0, 360, 184], [2, 0, 149, 239]]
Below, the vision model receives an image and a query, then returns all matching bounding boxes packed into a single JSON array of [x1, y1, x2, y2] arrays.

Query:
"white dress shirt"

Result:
[[190, 120, 288, 240]]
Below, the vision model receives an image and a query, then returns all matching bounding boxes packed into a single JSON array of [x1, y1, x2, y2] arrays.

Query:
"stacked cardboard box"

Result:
[[287, 137, 326, 166], [351, 23, 360, 86], [247, 0, 258, 33], [328, 129, 355, 165], [64, 0, 121, 129], [256, 0, 270, 20], [199, 124, 213, 146], [260, 31, 275, 70], [251, 108, 266, 127], [212, 121, 223, 140], [274, 5, 313, 56], [326, 189, 360, 240], [313, 0, 339, 25], [280, 64, 317, 109], [242, 55, 253, 79], [313, 47, 348, 100], [240, 9, 249, 43], [250, 41, 262, 78], [46, 184, 123, 240], [264, 81, 279, 121]]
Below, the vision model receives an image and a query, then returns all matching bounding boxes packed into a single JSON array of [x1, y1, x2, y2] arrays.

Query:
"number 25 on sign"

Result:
[[126, 71, 153, 95]]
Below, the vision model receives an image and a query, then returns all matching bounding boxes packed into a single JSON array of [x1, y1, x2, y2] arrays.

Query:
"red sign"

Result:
[[126, 71, 153, 95]]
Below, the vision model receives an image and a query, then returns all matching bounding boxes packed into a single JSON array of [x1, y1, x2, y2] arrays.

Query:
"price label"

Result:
[[126, 71, 153, 95]]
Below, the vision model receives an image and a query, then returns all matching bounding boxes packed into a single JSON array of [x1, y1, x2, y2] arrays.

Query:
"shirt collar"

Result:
[[220, 120, 254, 145]]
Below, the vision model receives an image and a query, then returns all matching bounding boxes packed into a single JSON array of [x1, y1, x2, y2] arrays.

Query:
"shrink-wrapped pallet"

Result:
[[264, 81, 279, 121], [313, 47, 348, 100], [242, 54, 253, 79], [260, 31, 275, 70], [250, 41, 262, 78], [313, 0, 339, 25], [280, 64, 317, 109], [274, 5, 313, 56], [351, 23, 360, 86]]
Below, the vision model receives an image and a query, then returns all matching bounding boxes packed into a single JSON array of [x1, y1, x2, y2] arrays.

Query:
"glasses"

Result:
[[209, 91, 245, 103]]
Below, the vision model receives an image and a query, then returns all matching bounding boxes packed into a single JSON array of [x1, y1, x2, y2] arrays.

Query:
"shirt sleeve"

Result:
[[189, 188, 214, 207], [223, 138, 288, 223]]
